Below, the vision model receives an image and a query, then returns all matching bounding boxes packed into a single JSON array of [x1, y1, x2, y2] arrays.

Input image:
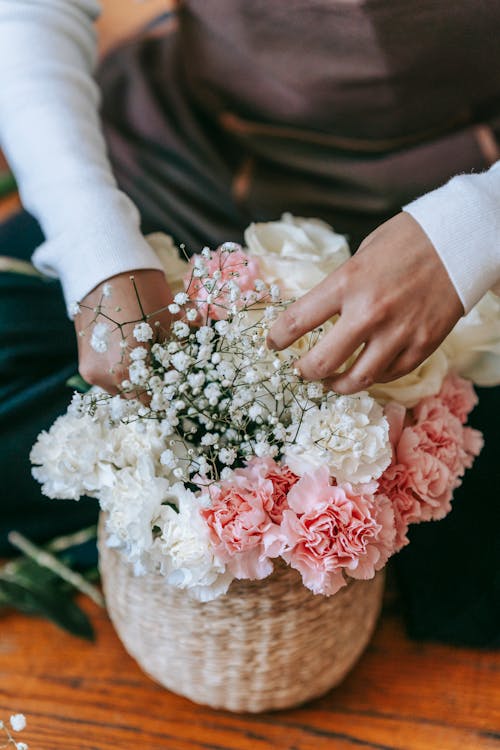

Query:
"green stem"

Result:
[[46, 524, 98, 553], [7, 531, 105, 608]]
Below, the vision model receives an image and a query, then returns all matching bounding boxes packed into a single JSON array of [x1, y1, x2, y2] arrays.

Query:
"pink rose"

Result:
[[439, 372, 478, 424], [201, 466, 278, 580], [184, 244, 261, 320], [279, 467, 396, 596]]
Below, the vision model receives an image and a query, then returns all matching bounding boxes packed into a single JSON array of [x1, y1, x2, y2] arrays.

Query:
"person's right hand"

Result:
[[75, 268, 174, 395], [268, 212, 463, 393]]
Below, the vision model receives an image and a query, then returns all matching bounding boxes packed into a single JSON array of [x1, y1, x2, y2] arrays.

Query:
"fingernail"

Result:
[[266, 334, 277, 351], [293, 359, 307, 379]]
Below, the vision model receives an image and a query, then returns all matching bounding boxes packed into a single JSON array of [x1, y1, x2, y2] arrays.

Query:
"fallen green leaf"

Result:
[[0, 577, 94, 641], [0, 526, 99, 640]]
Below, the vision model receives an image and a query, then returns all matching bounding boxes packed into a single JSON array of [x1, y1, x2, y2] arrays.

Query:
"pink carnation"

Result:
[[377, 464, 421, 551], [439, 372, 478, 424], [184, 244, 261, 320], [410, 396, 466, 477], [242, 457, 299, 524], [462, 426, 484, 468], [201, 465, 278, 580], [397, 413, 455, 520], [384, 401, 406, 452], [386, 382, 483, 524], [276, 467, 396, 596]]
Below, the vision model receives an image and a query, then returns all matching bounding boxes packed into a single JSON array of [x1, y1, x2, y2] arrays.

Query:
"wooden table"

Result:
[[1, 596, 499, 750]]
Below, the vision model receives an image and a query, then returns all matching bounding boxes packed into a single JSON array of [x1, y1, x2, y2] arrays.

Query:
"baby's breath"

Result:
[[73, 242, 342, 484], [0, 714, 28, 749]]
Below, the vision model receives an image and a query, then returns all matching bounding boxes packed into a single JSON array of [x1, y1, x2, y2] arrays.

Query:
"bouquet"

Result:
[[30, 215, 494, 603]]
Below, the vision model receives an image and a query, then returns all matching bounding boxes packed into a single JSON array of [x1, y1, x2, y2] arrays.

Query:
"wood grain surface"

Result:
[[1, 595, 499, 750], [0, 192, 20, 223]]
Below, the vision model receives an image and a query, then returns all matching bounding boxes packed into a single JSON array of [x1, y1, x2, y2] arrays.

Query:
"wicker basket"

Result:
[[98, 516, 385, 712]]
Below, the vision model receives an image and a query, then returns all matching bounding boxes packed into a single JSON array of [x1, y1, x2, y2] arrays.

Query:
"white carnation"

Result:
[[283, 392, 391, 484], [154, 483, 232, 602], [100, 455, 170, 565], [30, 413, 105, 499]]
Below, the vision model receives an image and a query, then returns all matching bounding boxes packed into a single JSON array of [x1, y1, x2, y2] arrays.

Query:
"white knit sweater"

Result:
[[1, 0, 499, 314]]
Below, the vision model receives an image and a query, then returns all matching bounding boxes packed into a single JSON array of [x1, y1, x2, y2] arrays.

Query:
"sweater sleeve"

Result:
[[404, 163, 500, 313], [0, 0, 164, 314]]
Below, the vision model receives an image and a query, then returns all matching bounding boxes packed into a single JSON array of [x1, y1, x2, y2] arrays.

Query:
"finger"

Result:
[[267, 275, 342, 351], [296, 318, 367, 381], [377, 347, 428, 384], [324, 337, 403, 394]]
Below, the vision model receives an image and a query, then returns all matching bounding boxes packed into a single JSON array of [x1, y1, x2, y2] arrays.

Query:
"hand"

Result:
[[268, 212, 464, 394], [75, 268, 174, 394]]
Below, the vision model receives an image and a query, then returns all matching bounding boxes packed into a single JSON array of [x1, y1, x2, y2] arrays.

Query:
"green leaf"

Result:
[[0, 527, 100, 640], [0, 170, 16, 197], [0, 577, 94, 640], [66, 373, 91, 393]]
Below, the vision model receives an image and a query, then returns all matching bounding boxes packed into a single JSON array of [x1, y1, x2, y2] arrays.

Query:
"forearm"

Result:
[[0, 0, 163, 311], [404, 162, 500, 312]]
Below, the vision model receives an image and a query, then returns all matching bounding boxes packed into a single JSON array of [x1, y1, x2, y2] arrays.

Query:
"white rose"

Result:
[[283, 392, 391, 484], [369, 349, 449, 409], [442, 291, 500, 386], [146, 232, 190, 294], [244, 213, 350, 298]]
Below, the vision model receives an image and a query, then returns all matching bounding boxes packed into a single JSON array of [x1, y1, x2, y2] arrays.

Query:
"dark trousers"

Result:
[[0, 210, 498, 646], [0, 211, 99, 555]]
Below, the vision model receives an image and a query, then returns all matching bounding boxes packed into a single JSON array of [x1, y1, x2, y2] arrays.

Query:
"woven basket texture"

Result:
[[98, 515, 385, 712]]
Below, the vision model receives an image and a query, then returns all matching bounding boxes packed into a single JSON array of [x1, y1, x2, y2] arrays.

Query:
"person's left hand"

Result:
[[267, 212, 464, 394]]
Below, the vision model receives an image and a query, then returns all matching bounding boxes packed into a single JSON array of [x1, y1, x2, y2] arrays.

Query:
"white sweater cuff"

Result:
[[404, 165, 500, 313], [31, 189, 165, 314]]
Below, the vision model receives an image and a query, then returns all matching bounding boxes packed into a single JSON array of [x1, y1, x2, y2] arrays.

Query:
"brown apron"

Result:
[[96, 1, 500, 646], [2, 2, 498, 642], [98, 0, 500, 251]]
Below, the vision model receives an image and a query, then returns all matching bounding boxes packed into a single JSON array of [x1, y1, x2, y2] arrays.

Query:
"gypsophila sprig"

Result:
[[0, 714, 28, 750], [31, 217, 485, 601]]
